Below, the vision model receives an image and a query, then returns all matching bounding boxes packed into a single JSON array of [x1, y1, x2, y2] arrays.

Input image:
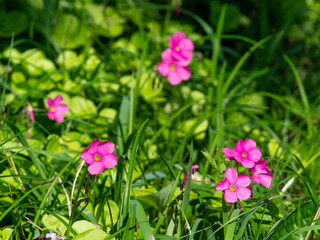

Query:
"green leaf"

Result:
[[72, 220, 96, 234], [73, 229, 107, 240], [51, 13, 88, 49], [94, 200, 119, 227], [0, 11, 28, 37], [69, 96, 97, 119], [42, 214, 69, 234], [0, 228, 13, 240], [130, 200, 154, 239]]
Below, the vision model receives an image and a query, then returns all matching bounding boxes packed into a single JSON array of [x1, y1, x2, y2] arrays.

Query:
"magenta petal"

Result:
[[80, 150, 94, 164], [233, 152, 243, 163], [53, 95, 63, 105], [88, 161, 105, 175], [168, 72, 182, 85], [87, 139, 100, 154], [180, 171, 189, 191], [177, 66, 191, 81], [222, 148, 235, 159], [47, 111, 55, 120], [181, 51, 193, 60], [236, 188, 251, 201], [235, 139, 244, 153], [169, 32, 186, 48], [224, 190, 238, 203], [225, 168, 238, 184], [235, 174, 251, 188], [216, 178, 230, 191], [260, 174, 273, 188], [97, 141, 115, 155], [179, 39, 194, 51], [54, 112, 64, 123], [55, 104, 69, 113], [248, 148, 262, 162], [241, 159, 255, 169], [47, 98, 53, 107], [101, 153, 118, 169], [158, 62, 170, 76], [252, 175, 260, 184], [161, 49, 173, 62], [243, 139, 256, 152], [192, 165, 199, 174]]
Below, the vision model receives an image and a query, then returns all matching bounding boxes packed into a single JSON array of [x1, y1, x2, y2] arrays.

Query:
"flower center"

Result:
[[170, 64, 176, 71], [49, 106, 54, 111], [94, 154, 101, 161], [175, 46, 180, 51], [241, 152, 247, 158], [230, 185, 236, 191]]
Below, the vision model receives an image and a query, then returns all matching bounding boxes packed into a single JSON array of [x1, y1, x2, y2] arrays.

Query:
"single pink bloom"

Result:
[[158, 49, 191, 85], [46, 95, 69, 123], [216, 168, 252, 203], [27, 104, 35, 122], [80, 139, 117, 175], [180, 165, 199, 190], [233, 139, 262, 169], [251, 160, 273, 188], [169, 32, 194, 63]]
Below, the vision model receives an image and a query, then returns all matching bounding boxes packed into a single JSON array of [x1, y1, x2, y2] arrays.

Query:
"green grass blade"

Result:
[[131, 200, 154, 239], [225, 209, 241, 240], [284, 54, 312, 139]]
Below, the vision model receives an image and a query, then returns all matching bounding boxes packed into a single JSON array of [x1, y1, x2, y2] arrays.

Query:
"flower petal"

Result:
[[168, 72, 182, 85], [216, 178, 230, 191], [101, 153, 118, 169], [192, 165, 199, 174], [235, 139, 244, 153], [169, 32, 186, 48], [260, 174, 273, 188], [56, 104, 69, 113], [179, 38, 194, 51], [54, 112, 64, 123], [157, 62, 170, 76], [97, 141, 115, 155], [241, 159, 255, 169], [53, 95, 63, 105], [180, 171, 189, 191], [225, 168, 238, 184], [222, 148, 235, 159], [251, 173, 261, 184], [161, 49, 173, 62], [177, 66, 191, 81], [235, 174, 251, 188], [248, 148, 262, 162], [80, 150, 94, 164], [88, 161, 105, 175], [47, 111, 55, 120], [87, 139, 100, 154], [236, 188, 251, 201], [224, 190, 238, 203], [243, 139, 256, 152]]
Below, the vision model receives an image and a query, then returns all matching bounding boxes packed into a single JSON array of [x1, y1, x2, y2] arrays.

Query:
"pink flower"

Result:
[[223, 139, 261, 169], [180, 165, 199, 190], [80, 139, 117, 175], [169, 32, 194, 63], [46, 95, 69, 123], [27, 104, 35, 122], [251, 160, 273, 188], [158, 49, 191, 85], [216, 168, 252, 203]]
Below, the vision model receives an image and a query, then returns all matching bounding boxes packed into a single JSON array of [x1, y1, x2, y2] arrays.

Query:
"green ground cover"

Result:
[[1, 0, 320, 239]]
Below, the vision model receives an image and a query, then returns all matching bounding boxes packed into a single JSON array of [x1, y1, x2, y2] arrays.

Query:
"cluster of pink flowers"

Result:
[[158, 32, 194, 85], [217, 139, 273, 203]]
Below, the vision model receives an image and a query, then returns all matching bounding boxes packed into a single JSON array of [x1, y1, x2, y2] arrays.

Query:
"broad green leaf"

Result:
[[72, 220, 96, 234], [0, 228, 13, 240], [0, 11, 28, 37], [51, 13, 88, 49], [94, 200, 119, 227], [73, 229, 107, 240], [42, 214, 69, 234], [69, 96, 96, 119]]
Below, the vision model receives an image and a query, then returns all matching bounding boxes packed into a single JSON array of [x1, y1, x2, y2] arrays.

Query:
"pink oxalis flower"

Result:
[[80, 139, 117, 175], [216, 168, 252, 203], [46, 95, 69, 123], [27, 104, 35, 122], [223, 139, 262, 169], [180, 165, 199, 190], [251, 160, 273, 188], [169, 31, 194, 64], [157, 49, 191, 85]]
